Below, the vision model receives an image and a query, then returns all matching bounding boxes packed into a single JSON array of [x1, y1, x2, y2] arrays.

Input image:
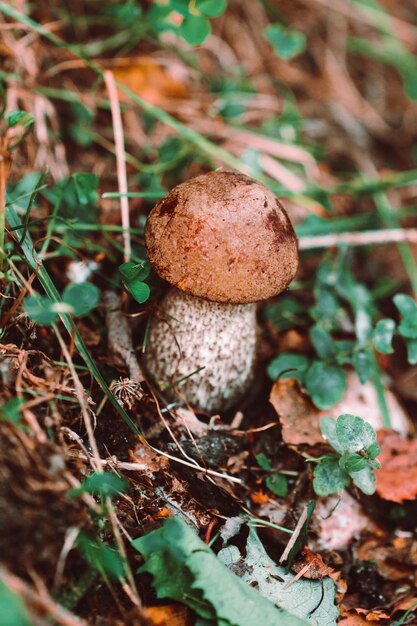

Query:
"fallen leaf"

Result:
[[375, 430, 417, 503], [314, 491, 372, 552], [112, 58, 188, 106], [270, 378, 325, 447], [145, 604, 193, 626], [270, 374, 411, 449]]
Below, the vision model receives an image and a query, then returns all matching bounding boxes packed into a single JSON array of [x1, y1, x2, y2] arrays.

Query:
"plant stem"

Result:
[[366, 346, 392, 428], [0, 148, 11, 273]]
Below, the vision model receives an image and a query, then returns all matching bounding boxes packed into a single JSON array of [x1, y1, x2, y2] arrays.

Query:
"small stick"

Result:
[[104, 70, 131, 263], [299, 227, 417, 250], [279, 506, 308, 564]]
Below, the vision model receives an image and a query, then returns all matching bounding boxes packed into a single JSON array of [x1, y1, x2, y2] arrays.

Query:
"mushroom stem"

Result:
[[142, 287, 257, 412]]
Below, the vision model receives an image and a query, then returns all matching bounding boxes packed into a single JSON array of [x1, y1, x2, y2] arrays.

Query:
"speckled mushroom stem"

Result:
[[142, 287, 257, 413]]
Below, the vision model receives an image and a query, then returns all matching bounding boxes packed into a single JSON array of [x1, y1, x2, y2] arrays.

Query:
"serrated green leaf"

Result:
[[23, 293, 57, 326], [405, 338, 417, 364], [394, 294, 417, 339], [0, 580, 31, 626], [313, 456, 350, 496], [305, 362, 346, 409], [339, 452, 368, 473], [352, 349, 371, 384], [256, 452, 272, 471], [350, 464, 376, 495], [265, 473, 288, 497], [132, 517, 308, 625], [335, 414, 377, 453], [310, 325, 335, 360], [63, 282, 100, 317], [320, 417, 344, 454], [68, 471, 128, 498], [266, 353, 309, 382], [179, 15, 211, 45], [264, 24, 306, 60], [372, 318, 395, 354], [196, 0, 227, 17]]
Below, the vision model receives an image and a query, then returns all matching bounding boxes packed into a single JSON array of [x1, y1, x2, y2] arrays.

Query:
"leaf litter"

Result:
[[1, 1, 417, 625]]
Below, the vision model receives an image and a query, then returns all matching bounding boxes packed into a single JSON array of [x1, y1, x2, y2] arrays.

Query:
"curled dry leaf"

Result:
[[375, 430, 417, 503]]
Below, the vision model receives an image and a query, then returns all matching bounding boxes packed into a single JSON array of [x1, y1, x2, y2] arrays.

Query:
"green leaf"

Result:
[[394, 293, 417, 339], [62, 282, 100, 317], [119, 261, 151, 304], [373, 318, 395, 353], [350, 465, 376, 495], [367, 442, 381, 460], [6, 109, 35, 128], [23, 293, 57, 326], [264, 24, 306, 60], [266, 473, 288, 497], [196, 0, 227, 17], [127, 281, 151, 304], [179, 15, 211, 45], [77, 533, 125, 579], [168, 0, 190, 16], [313, 456, 350, 496], [0, 398, 23, 424], [72, 173, 99, 205], [305, 362, 346, 409], [266, 353, 309, 382], [405, 338, 417, 364], [339, 452, 368, 473], [0, 581, 31, 626], [68, 471, 128, 498], [132, 517, 308, 625], [320, 417, 344, 454], [119, 260, 151, 283], [218, 524, 338, 625], [256, 452, 272, 471], [310, 325, 335, 360], [335, 414, 377, 453], [352, 349, 371, 384]]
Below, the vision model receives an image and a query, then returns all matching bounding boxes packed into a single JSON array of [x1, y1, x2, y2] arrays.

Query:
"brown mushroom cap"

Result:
[[145, 170, 299, 304]]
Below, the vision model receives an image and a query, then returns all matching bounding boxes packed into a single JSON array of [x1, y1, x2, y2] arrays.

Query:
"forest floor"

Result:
[[1, 1, 417, 625]]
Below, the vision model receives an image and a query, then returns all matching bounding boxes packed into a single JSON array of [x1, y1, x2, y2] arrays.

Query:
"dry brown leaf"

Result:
[[269, 378, 325, 447], [269, 374, 411, 449], [376, 431, 417, 503], [145, 604, 193, 626], [356, 535, 417, 581], [339, 606, 390, 624], [112, 58, 187, 106]]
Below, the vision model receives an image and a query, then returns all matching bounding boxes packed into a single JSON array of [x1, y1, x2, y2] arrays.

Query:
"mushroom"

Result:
[[143, 170, 299, 412]]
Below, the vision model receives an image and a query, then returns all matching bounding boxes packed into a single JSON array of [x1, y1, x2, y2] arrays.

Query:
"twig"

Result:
[[103, 70, 131, 263], [69, 449, 243, 485], [279, 506, 308, 564], [298, 227, 417, 250]]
